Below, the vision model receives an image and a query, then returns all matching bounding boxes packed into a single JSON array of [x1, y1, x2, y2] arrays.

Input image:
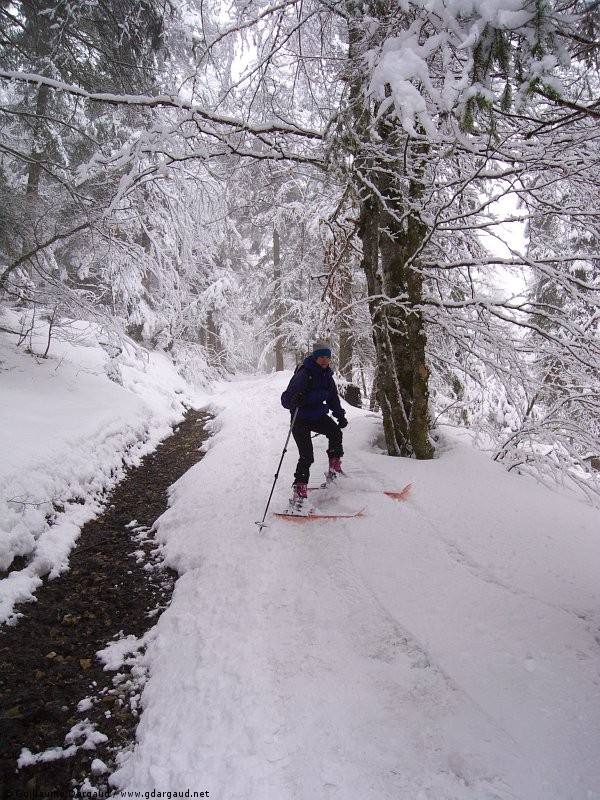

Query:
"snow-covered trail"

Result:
[[110, 374, 600, 800]]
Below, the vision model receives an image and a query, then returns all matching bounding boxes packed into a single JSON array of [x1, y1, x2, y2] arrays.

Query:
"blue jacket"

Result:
[[281, 357, 346, 422]]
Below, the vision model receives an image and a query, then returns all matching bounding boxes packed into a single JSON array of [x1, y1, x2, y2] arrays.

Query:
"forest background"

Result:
[[0, 0, 598, 505]]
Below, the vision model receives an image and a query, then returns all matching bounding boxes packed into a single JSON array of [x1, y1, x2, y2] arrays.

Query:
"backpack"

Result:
[[280, 364, 314, 409]]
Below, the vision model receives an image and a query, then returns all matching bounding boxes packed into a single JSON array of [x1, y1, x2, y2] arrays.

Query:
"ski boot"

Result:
[[287, 482, 308, 515], [323, 457, 343, 487]]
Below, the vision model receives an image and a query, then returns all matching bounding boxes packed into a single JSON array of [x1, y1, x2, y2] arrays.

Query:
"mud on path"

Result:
[[0, 409, 212, 796]]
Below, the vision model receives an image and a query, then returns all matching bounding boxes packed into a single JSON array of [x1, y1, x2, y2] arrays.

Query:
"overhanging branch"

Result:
[[0, 70, 324, 142]]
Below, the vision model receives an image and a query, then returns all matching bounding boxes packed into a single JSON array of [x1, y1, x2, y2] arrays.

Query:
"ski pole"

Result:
[[255, 407, 299, 531]]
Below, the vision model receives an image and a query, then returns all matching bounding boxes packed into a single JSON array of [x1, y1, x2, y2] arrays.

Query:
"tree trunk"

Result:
[[376, 140, 434, 459], [348, 7, 434, 459], [359, 193, 410, 455], [338, 272, 353, 381], [21, 83, 50, 277], [273, 227, 284, 371]]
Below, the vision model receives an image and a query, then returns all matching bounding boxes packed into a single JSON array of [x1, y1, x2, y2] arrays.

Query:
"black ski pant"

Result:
[[292, 415, 343, 485]]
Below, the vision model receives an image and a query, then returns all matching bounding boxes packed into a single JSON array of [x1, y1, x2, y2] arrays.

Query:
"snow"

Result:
[[1, 326, 599, 798], [364, 0, 563, 137], [109, 374, 599, 799], [0, 309, 205, 623], [18, 720, 109, 769]]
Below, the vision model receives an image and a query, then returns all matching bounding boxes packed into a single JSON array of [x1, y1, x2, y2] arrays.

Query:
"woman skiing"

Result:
[[280, 341, 348, 508]]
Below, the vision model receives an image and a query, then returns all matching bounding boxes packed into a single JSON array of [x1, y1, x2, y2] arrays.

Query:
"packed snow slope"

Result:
[[108, 373, 600, 800]]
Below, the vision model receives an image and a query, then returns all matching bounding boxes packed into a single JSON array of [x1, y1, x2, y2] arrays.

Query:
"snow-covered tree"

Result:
[[1, 0, 598, 500]]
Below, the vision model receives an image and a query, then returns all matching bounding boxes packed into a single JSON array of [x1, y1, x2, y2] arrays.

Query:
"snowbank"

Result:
[[0, 308, 207, 624]]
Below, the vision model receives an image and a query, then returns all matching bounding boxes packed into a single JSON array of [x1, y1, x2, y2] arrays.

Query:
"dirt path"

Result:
[[0, 409, 211, 796]]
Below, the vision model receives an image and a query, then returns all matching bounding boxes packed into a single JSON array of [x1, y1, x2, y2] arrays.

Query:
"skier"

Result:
[[281, 341, 348, 509]]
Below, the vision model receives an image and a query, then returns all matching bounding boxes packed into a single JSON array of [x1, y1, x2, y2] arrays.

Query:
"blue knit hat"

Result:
[[312, 340, 332, 359]]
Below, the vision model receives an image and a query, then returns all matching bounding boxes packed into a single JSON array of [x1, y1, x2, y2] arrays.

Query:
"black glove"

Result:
[[292, 392, 306, 407], [337, 416, 348, 429]]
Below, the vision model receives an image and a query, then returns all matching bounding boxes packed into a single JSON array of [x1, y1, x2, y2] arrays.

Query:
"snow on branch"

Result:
[[0, 70, 323, 142]]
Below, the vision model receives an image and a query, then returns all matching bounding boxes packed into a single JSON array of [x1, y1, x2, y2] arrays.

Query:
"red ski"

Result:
[[307, 483, 412, 501], [274, 508, 365, 523], [384, 484, 412, 501]]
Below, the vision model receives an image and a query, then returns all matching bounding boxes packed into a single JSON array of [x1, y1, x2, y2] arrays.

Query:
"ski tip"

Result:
[[384, 484, 412, 501]]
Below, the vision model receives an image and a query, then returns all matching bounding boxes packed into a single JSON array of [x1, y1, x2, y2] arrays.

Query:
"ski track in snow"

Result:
[[409, 495, 600, 634], [110, 374, 600, 800]]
